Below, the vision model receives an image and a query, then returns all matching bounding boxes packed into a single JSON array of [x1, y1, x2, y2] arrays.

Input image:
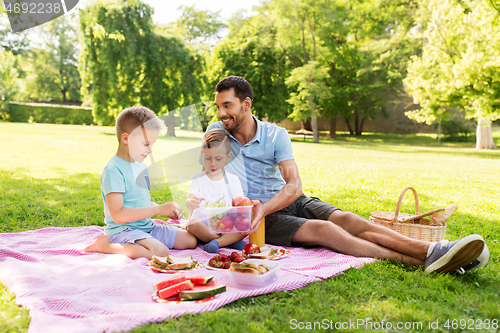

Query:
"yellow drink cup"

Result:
[[249, 217, 265, 248]]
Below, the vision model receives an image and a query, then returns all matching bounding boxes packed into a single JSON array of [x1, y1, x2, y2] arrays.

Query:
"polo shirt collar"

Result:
[[224, 114, 261, 145]]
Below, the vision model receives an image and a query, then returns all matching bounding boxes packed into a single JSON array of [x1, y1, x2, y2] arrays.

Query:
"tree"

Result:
[[0, 1, 29, 55], [321, 0, 421, 136], [79, 0, 202, 127], [268, 0, 333, 142], [18, 16, 81, 103], [207, 8, 291, 123], [172, 5, 226, 45], [0, 50, 18, 115], [404, 0, 500, 148]]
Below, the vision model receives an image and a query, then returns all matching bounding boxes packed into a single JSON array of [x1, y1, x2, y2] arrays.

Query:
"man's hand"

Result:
[[157, 201, 184, 220], [185, 195, 205, 211]]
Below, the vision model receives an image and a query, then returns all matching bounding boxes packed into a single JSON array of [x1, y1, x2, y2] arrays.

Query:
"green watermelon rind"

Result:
[[179, 284, 226, 301], [188, 275, 214, 286]]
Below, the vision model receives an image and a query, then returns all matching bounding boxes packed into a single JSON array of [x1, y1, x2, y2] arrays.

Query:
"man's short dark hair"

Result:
[[215, 76, 253, 102]]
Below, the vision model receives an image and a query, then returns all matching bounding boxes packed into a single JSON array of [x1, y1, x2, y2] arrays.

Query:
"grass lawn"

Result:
[[1, 123, 499, 332]]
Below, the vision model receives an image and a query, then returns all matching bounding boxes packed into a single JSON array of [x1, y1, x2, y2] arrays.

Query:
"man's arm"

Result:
[[247, 159, 303, 232]]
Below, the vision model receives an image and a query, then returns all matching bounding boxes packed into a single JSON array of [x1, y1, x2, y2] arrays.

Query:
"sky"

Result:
[[73, 0, 263, 25]]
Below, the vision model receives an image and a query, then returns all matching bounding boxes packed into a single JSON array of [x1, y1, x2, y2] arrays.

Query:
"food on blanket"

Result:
[[229, 252, 239, 261], [213, 254, 229, 262], [158, 280, 194, 299], [208, 258, 224, 269], [242, 243, 260, 258], [232, 196, 252, 207], [234, 216, 251, 231], [208, 252, 245, 269], [248, 247, 279, 260], [229, 262, 270, 275], [179, 284, 227, 301], [218, 216, 234, 232], [188, 275, 214, 286], [154, 274, 187, 291], [151, 255, 197, 270]]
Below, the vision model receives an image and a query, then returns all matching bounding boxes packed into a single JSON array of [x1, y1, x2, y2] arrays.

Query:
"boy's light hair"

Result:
[[202, 129, 231, 154], [115, 106, 165, 140]]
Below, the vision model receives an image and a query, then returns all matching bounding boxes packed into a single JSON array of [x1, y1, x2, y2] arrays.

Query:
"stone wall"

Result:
[[278, 94, 436, 134]]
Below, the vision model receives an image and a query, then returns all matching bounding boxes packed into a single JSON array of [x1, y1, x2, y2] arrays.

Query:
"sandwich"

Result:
[[248, 247, 279, 260], [151, 255, 197, 270], [229, 262, 270, 275]]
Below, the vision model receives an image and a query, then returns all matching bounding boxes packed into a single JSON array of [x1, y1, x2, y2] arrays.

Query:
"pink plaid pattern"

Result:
[[0, 225, 374, 333]]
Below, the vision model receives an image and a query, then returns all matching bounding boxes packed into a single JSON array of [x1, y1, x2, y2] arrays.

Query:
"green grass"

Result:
[[1, 123, 499, 332]]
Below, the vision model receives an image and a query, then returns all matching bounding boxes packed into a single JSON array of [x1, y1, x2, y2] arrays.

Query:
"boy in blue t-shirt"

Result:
[[84, 106, 197, 259]]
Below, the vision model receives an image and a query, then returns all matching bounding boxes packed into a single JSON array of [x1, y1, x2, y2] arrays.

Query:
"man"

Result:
[[206, 75, 487, 273]]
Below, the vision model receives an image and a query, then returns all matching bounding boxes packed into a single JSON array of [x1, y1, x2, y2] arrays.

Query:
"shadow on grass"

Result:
[[0, 170, 104, 233]]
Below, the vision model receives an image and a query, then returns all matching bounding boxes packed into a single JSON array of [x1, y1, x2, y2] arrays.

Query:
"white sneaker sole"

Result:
[[426, 234, 484, 273]]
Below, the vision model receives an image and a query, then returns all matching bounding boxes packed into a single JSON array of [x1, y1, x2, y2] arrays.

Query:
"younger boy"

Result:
[[185, 129, 247, 253], [84, 106, 197, 259]]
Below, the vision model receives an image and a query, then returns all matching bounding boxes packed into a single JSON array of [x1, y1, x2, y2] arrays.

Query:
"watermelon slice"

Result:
[[154, 274, 187, 291], [188, 275, 214, 286], [204, 280, 216, 287], [179, 284, 226, 301], [158, 280, 193, 299]]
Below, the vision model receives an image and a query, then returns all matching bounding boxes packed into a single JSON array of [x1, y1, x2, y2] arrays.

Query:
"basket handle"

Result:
[[393, 187, 419, 223]]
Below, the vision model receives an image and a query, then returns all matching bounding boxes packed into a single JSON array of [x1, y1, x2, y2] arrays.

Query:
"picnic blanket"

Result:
[[0, 223, 375, 333]]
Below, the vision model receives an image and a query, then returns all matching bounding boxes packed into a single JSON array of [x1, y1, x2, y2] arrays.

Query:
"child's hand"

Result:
[[185, 195, 205, 211], [157, 202, 184, 220]]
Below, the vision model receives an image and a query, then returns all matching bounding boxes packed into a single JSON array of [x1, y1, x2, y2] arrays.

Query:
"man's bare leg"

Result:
[[291, 220, 424, 265], [327, 210, 431, 261]]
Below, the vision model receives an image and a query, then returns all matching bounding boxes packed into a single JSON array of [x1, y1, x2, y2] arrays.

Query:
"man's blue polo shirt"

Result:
[[205, 115, 294, 204]]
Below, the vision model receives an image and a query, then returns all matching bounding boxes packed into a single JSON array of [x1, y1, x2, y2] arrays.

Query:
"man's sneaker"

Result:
[[425, 234, 484, 273], [456, 243, 490, 274]]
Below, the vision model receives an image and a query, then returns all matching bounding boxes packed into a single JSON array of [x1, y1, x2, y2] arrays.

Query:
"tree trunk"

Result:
[[354, 109, 361, 136], [356, 116, 365, 136], [476, 118, 497, 149], [62, 89, 67, 103], [329, 117, 336, 139], [437, 120, 441, 143], [311, 115, 319, 143], [300, 120, 311, 131], [166, 111, 176, 137], [344, 116, 354, 135]]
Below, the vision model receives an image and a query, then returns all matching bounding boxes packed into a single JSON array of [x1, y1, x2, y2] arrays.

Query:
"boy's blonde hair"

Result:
[[115, 106, 165, 140], [202, 129, 231, 154]]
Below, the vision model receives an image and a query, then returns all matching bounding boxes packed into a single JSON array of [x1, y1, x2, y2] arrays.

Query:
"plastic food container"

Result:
[[227, 259, 280, 289], [206, 205, 253, 234]]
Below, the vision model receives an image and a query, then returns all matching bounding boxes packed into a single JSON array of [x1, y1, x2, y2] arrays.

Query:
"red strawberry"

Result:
[[219, 254, 229, 262], [229, 252, 239, 261], [223, 261, 232, 269], [233, 255, 245, 263], [209, 259, 224, 268]]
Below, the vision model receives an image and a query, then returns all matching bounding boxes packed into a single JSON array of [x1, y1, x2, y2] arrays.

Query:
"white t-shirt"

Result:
[[188, 171, 244, 222]]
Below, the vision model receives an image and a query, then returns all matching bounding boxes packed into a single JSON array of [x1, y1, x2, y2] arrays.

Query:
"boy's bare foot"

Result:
[[83, 235, 110, 253]]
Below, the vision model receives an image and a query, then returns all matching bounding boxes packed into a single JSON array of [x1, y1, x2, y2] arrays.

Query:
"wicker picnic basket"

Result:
[[369, 187, 447, 242]]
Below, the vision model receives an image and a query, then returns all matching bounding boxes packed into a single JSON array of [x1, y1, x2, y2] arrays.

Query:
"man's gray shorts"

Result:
[[265, 195, 341, 246], [108, 224, 178, 249]]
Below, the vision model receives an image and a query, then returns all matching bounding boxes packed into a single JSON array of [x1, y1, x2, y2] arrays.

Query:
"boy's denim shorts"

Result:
[[108, 224, 178, 249]]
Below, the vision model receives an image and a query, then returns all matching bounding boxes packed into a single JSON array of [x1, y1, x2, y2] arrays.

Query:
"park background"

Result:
[[1, 0, 500, 332]]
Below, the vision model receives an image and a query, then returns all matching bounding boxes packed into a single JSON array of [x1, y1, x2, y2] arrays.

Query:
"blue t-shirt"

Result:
[[205, 115, 295, 204], [101, 155, 154, 235]]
